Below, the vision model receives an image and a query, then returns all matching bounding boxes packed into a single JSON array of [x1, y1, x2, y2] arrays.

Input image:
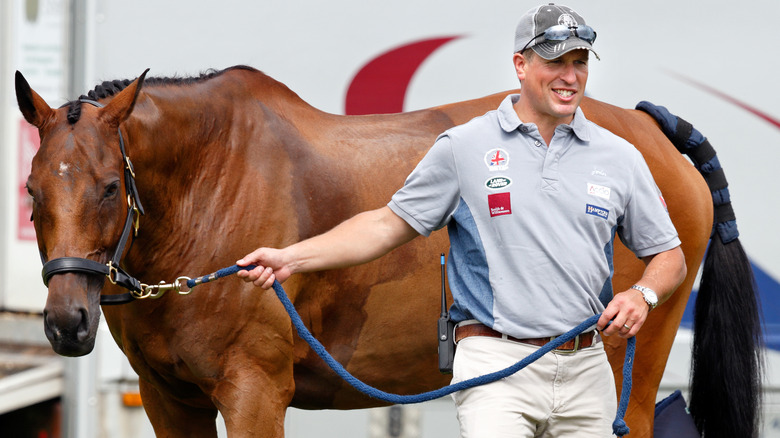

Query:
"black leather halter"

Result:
[[40, 98, 145, 305]]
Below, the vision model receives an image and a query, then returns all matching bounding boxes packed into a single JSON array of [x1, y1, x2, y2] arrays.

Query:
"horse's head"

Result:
[[15, 70, 147, 356]]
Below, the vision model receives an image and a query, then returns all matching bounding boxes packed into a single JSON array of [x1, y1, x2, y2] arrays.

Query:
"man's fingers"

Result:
[[261, 273, 276, 290], [237, 247, 268, 267]]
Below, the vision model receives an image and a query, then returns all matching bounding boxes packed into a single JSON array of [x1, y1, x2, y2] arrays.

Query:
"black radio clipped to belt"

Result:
[[437, 253, 455, 374]]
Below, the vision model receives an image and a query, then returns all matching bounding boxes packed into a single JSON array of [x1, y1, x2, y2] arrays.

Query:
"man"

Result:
[[238, 3, 686, 437]]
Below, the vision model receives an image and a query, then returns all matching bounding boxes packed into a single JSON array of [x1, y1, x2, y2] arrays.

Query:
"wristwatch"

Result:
[[631, 285, 658, 311]]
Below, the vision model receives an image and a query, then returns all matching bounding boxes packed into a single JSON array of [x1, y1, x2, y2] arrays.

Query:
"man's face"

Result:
[[513, 49, 589, 125]]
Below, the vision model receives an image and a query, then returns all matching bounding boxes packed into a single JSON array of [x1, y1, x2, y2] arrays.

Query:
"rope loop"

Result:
[[186, 265, 636, 437]]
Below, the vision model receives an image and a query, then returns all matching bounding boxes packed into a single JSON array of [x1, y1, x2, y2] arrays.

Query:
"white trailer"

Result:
[[2, 0, 779, 436]]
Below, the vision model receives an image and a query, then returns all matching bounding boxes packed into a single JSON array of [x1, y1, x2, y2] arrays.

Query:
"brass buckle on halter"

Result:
[[127, 195, 141, 236], [106, 262, 119, 285], [125, 156, 136, 178]]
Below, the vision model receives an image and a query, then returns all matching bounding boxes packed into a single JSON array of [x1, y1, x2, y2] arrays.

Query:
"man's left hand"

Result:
[[597, 288, 649, 338]]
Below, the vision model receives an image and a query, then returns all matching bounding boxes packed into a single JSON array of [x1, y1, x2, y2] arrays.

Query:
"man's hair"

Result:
[[520, 49, 536, 61]]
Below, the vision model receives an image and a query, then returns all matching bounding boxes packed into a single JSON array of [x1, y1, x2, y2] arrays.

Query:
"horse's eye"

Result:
[[104, 181, 120, 199]]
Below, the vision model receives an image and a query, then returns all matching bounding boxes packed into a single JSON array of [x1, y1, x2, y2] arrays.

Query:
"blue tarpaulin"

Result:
[[654, 390, 700, 437]]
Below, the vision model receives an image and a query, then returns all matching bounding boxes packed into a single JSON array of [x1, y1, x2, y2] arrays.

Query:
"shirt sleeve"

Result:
[[388, 134, 461, 237], [617, 150, 682, 258]]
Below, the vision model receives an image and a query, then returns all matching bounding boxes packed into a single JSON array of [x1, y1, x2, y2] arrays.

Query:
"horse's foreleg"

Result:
[[139, 379, 219, 438], [211, 361, 295, 438]]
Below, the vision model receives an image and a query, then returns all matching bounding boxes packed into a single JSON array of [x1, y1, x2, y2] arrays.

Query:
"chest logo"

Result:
[[586, 204, 609, 220], [486, 176, 512, 190], [485, 148, 509, 171], [488, 193, 512, 217], [587, 183, 611, 200]]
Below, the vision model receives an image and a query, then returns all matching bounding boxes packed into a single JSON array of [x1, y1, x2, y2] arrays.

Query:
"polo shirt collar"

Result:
[[497, 94, 592, 142]]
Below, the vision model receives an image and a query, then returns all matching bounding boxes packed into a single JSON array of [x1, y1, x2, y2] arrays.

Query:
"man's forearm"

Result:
[[636, 246, 687, 306], [285, 206, 419, 275]]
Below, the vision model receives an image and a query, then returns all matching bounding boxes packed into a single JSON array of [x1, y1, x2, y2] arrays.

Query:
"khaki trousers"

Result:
[[451, 335, 617, 438]]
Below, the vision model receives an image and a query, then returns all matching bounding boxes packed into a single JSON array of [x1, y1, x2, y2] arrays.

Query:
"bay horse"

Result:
[[15, 65, 760, 438]]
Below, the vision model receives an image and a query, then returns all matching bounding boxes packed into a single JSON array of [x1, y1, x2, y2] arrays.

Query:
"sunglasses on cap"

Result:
[[520, 24, 597, 53]]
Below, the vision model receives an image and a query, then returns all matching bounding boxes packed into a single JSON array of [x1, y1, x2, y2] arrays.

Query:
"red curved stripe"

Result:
[[345, 36, 461, 115], [670, 72, 780, 130]]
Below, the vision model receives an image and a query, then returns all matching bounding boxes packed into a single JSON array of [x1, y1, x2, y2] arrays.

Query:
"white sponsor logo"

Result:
[[485, 148, 509, 171], [558, 13, 578, 27], [587, 183, 611, 200]]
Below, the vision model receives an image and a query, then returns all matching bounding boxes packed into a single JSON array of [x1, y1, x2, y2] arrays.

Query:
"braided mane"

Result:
[[65, 65, 256, 125]]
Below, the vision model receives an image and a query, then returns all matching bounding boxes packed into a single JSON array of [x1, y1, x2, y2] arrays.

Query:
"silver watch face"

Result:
[[633, 285, 658, 308]]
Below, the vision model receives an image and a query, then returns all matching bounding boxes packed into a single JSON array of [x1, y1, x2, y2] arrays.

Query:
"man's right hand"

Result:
[[236, 248, 292, 289]]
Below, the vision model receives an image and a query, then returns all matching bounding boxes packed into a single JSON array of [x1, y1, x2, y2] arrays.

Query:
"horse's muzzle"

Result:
[[43, 306, 97, 356], [42, 274, 102, 356]]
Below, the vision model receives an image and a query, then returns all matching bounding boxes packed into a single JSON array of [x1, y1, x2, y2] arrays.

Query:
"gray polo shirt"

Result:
[[388, 94, 680, 339]]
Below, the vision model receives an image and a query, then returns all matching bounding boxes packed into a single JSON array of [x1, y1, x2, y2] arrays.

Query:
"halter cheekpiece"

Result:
[[40, 98, 145, 304]]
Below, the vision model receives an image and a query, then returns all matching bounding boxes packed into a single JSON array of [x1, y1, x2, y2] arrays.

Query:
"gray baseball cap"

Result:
[[514, 3, 599, 60]]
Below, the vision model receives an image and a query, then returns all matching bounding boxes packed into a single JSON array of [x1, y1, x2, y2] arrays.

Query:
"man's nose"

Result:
[[560, 63, 577, 83]]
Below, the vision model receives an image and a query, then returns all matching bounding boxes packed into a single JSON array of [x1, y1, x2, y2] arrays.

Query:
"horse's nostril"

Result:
[[43, 310, 62, 342], [76, 308, 90, 342]]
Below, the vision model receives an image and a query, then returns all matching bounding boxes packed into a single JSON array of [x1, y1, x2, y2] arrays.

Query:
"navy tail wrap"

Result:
[[636, 101, 738, 243]]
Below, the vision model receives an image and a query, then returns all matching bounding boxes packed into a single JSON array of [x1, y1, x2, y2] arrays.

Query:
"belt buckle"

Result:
[[551, 334, 580, 354]]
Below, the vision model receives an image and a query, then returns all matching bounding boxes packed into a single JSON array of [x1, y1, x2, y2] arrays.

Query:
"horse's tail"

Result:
[[637, 101, 763, 438]]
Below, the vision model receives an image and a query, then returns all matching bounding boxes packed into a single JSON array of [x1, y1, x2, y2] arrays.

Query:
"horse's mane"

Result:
[[64, 65, 257, 125]]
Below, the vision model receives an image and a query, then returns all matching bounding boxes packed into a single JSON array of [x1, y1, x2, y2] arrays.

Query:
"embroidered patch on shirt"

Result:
[[585, 204, 609, 220], [485, 148, 509, 171], [485, 176, 512, 190], [587, 183, 611, 200], [488, 192, 512, 217]]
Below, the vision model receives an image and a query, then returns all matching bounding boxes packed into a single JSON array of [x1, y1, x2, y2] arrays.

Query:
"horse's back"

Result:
[[286, 93, 712, 436]]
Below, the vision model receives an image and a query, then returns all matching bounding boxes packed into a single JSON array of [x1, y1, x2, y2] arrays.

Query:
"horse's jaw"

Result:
[[43, 274, 103, 357]]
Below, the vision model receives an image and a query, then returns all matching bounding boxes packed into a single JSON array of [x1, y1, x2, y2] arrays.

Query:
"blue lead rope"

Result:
[[188, 265, 636, 437]]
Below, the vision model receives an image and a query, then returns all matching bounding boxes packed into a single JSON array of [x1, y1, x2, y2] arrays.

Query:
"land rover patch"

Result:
[[486, 176, 512, 190]]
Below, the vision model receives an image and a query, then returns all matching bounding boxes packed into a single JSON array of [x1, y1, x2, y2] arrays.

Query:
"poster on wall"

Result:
[[14, 0, 67, 242], [15, 0, 67, 102], [17, 121, 39, 241]]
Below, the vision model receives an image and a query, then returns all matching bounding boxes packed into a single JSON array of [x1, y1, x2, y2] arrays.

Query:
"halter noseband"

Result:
[[40, 98, 145, 305]]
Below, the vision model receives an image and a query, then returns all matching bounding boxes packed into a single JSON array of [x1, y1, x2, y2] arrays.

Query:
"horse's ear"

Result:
[[100, 68, 150, 127], [15, 71, 54, 128]]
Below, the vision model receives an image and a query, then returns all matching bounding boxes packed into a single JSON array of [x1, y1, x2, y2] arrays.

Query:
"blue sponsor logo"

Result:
[[586, 204, 609, 220]]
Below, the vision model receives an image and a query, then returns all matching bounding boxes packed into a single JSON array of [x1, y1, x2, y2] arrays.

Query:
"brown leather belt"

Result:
[[455, 323, 596, 352]]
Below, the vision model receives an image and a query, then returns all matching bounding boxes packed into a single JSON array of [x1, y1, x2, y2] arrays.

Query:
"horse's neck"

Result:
[[119, 84, 318, 272]]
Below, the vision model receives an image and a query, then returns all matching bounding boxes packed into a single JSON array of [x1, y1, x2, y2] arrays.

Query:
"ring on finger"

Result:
[[623, 324, 632, 330]]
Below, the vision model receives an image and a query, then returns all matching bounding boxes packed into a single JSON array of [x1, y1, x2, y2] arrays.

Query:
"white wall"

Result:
[[1, 0, 70, 311], [3, 0, 779, 436], [82, 0, 780, 280], [6, 0, 780, 310]]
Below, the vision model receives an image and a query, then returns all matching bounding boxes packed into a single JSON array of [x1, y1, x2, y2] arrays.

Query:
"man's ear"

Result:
[[513, 52, 528, 82]]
